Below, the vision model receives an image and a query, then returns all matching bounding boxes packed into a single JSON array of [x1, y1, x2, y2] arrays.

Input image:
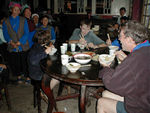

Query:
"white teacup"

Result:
[[94, 25, 99, 30], [79, 44, 85, 50], [61, 55, 71, 65], [60, 46, 65, 54], [71, 43, 76, 52], [63, 43, 68, 52], [109, 49, 116, 55]]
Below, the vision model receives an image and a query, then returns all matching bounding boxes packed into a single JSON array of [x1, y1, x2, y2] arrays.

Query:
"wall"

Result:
[[111, 0, 130, 16], [53, 0, 130, 15]]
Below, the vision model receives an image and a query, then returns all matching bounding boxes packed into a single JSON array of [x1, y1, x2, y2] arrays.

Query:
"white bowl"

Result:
[[77, 44, 85, 49], [49, 48, 57, 55], [99, 54, 115, 64], [92, 27, 99, 32], [66, 62, 81, 73], [74, 53, 91, 64], [108, 46, 119, 51]]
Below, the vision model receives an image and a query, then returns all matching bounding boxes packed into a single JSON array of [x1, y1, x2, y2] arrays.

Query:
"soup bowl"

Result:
[[74, 53, 91, 64], [108, 46, 119, 51], [66, 62, 81, 73], [99, 54, 115, 64]]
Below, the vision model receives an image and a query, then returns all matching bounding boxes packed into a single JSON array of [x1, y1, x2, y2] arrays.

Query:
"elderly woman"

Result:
[[21, 4, 36, 84], [28, 30, 59, 89], [22, 4, 35, 32], [3, 2, 29, 84]]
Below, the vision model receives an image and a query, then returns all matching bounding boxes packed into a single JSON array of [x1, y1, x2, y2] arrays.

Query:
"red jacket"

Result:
[[27, 19, 35, 32]]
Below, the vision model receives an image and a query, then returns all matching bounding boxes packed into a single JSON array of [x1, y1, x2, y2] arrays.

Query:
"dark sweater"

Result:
[[28, 44, 47, 81], [99, 46, 150, 113]]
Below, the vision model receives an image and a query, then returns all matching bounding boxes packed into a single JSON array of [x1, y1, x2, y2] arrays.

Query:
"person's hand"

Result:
[[79, 37, 87, 45], [115, 50, 127, 62], [50, 44, 54, 48], [87, 43, 98, 49], [10, 41, 18, 48], [45, 46, 52, 54], [16, 41, 21, 46], [106, 39, 112, 45], [0, 64, 7, 69], [47, 42, 53, 47]]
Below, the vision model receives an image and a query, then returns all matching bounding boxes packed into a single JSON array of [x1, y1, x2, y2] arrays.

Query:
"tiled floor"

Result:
[[0, 83, 98, 113]]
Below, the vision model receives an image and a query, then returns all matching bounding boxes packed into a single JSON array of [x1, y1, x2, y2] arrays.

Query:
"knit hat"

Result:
[[9, 2, 21, 10], [31, 13, 39, 19], [21, 4, 31, 14]]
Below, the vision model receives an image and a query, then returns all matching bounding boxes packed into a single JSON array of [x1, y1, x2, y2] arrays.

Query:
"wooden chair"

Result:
[[33, 73, 80, 113], [32, 74, 58, 113], [0, 68, 11, 110], [41, 74, 58, 113]]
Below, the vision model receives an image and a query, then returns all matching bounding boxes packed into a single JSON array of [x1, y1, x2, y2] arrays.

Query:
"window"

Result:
[[96, 0, 111, 14], [55, 0, 112, 14], [64, 0, 77, 13], [141, 0, 150, 28]]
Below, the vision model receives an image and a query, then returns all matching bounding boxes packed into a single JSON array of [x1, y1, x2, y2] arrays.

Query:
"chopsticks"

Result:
[[81, 64, 91, 67], [79, 33, 89, 50], [79, 34, 82, 39], [107, 33, 111, 41]]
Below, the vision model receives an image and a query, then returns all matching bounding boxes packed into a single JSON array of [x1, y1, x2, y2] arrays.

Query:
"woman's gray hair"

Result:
[[123, 20, 149, 44]]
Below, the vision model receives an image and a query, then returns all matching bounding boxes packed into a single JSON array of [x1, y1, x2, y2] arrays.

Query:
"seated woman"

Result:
[[36, 15, 56, 44], [69, 19, 107, 49], [28, 30, 59, 89]]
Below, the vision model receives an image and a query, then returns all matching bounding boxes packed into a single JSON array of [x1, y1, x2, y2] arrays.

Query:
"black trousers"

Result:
[[0, 43, 8, 62], [0, 68, 9, 84], [8, 51, 28, 77]]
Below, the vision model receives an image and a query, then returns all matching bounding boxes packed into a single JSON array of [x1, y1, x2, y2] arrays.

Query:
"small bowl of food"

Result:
[[74, 53, 91, 64], [99, 54, 115, 64], [92, 54, 99, 62], [66, 62, 81, 73], [108, 46, 119, 51]]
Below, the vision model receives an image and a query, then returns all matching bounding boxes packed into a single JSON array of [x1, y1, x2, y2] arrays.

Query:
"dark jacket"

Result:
[[99, 46, 150, 113], [26, 18, 36, 32], [28, 43, 47, 81]]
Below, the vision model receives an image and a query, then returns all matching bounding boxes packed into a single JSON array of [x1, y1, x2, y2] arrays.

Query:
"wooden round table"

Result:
[[40, 50, 105, 113]]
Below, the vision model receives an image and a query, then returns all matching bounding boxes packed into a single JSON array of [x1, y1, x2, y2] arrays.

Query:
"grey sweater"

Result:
[[99, 46, 150, 113], [69, 28, 105, 45]]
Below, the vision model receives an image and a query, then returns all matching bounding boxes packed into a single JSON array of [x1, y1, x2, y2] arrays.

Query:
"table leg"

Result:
[[80, 85, 86, 113]]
